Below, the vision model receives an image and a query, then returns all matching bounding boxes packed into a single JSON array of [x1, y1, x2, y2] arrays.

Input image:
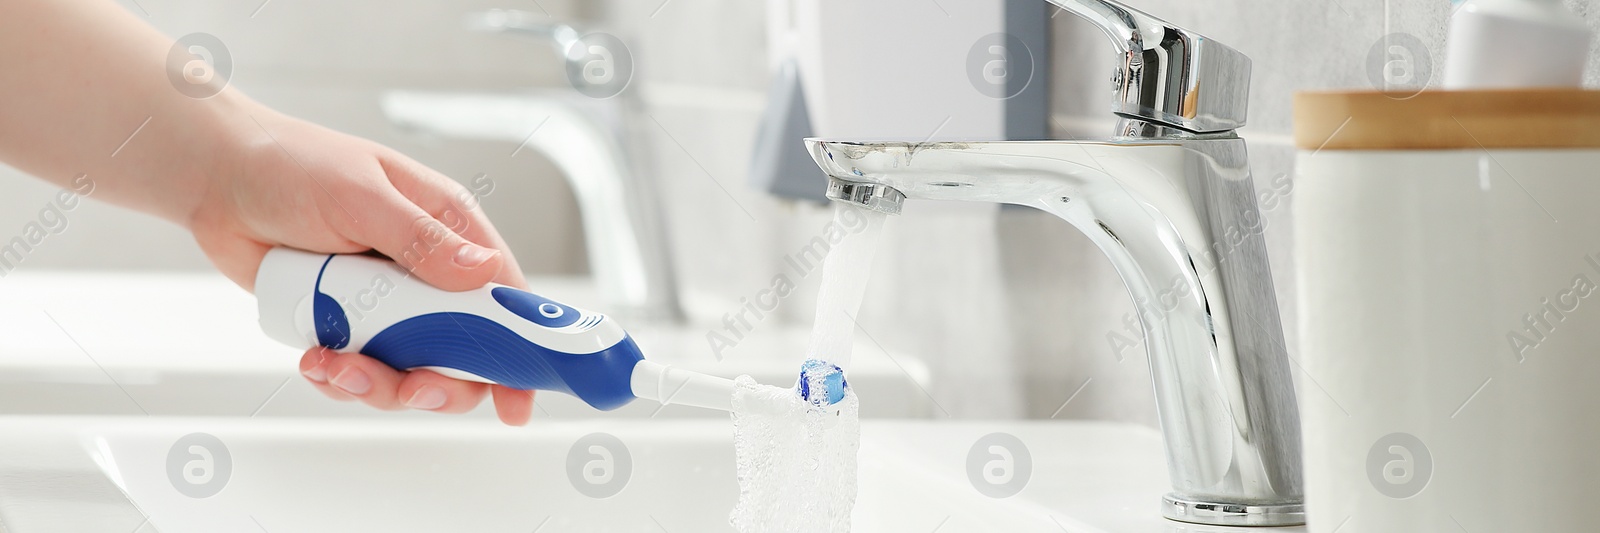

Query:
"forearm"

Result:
[[0, 0, 268, 226]]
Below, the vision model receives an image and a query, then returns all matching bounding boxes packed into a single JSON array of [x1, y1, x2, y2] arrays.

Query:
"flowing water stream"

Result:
[[730, 205, 888, 532]]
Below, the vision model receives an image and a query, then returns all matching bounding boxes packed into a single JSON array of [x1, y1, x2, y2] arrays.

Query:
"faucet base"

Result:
[[1160, 494, 1306, 527]]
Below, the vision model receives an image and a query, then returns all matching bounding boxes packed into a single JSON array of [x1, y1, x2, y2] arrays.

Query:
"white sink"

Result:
[[0, 416, 1306, 533], [0, 272, 932, 418]]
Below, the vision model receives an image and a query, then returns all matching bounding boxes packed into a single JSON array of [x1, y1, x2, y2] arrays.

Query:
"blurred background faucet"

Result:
[[385, 9, 683, 321], [465, 9, 582, 70], [810, 0, 1302, 526]]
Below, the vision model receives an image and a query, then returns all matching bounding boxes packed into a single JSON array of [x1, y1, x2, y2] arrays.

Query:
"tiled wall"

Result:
[[5, 0, 1600, 423]]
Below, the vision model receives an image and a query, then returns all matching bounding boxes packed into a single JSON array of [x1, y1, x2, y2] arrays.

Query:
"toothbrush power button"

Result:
[[492, 287, 582, 328]]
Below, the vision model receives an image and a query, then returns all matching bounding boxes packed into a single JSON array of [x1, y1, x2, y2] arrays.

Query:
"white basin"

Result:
[[0, 272, 932, 418], [0, 416, 1307, 533]]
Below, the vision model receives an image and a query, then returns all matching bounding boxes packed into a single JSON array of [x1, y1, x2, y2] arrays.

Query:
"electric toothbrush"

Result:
[[255, 247, 737, 411]]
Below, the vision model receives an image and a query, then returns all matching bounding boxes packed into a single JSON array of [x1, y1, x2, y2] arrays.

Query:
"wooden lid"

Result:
[[1293, 89, 1600, 150]]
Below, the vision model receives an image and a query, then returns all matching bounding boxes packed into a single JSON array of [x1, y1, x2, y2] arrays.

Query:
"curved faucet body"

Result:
[[807, 0, 1299, 523], [809, 134, 1303, 526]]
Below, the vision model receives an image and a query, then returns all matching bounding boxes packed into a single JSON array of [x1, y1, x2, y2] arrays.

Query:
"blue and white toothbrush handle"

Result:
[[254, 247, 732, 411]]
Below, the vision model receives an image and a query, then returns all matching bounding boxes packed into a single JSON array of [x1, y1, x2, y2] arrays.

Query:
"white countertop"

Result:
[[0, 416, 1306, 533]]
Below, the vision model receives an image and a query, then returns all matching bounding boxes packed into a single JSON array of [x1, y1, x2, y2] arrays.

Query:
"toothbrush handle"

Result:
[[255, 247, 644, 410]]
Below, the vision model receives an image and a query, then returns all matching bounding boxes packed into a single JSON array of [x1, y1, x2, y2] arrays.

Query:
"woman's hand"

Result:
[[190, 109, 538, 426], [0, 0, 537, 425]]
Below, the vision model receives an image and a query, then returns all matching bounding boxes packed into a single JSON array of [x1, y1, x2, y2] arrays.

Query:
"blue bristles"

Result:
[[797, 359, 849, 407]]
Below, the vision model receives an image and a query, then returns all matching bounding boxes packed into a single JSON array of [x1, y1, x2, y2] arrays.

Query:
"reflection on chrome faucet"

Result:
[[807, 0, 1303, 527]]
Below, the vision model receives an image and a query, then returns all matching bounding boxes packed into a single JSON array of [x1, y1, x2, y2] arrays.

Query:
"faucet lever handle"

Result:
[[1047, 0, 1250, 134]]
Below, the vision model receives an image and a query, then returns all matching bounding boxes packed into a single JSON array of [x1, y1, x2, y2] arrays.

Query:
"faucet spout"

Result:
[[809, 137, 1304, 526], [825, 178, 906, 215]]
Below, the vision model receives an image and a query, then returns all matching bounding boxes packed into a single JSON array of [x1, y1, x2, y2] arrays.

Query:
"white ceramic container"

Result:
[[1294, 90, 1600, 532]]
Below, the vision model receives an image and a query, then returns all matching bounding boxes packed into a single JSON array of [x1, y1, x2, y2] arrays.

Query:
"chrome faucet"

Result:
[[461, 9, 683, 322], [809, 0, 1302, 527], [466, 9, 583, 74]]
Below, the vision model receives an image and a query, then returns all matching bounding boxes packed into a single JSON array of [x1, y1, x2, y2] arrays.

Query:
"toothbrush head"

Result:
[[796, 359, 849, 408]]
